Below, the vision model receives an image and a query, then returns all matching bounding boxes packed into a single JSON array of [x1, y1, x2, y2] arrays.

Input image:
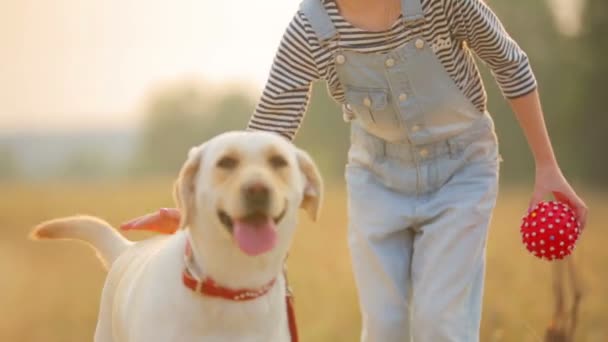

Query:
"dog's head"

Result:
[[174, 131, 322, 257]]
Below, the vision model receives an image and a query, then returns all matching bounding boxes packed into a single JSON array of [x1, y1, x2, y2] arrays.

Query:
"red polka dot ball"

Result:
[[520, 201, 581, 261]]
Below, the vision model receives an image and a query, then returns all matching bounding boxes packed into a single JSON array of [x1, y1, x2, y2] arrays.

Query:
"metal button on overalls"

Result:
[[418, 148, 429, 158], [415, 38, 425, 49], [385, 58, 395, 67], [363, 97, 372, 107]]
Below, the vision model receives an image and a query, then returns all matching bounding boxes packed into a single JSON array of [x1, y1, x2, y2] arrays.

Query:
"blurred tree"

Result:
[[130, 81, 255, 176], [295, 82, 348, 182], [574, 0, 608, 186], [59, 149, 114, 180], [0, 144, 20, 180], [131, 79, 348, 180], [130, 82, 211, 175]]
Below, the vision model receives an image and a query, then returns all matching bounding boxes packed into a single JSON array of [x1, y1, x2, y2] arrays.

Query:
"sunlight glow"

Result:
[[0, 0, 299, 132]]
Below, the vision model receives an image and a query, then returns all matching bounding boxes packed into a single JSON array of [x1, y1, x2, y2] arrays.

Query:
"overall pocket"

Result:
[[344, 87, 399, 129]]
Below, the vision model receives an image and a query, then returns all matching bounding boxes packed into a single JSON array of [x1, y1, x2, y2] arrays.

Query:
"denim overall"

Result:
[[300, 0, 500, 341]]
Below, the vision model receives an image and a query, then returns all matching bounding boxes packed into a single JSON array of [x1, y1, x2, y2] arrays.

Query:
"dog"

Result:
[[30, 131, 323, 342]]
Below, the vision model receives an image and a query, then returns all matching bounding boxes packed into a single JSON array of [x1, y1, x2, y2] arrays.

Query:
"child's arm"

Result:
[[448, 0, 537, 99], [509, 91, 587, 227], [247, 12, 322, 141], [448, 0, 588, 226]]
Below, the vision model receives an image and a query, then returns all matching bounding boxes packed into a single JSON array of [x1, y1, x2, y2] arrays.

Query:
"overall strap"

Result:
[[299, 0, 337, 42], [401, 0, 425, 23]]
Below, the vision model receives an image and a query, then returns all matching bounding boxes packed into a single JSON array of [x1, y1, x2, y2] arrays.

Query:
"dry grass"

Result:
[[0, 180, 606, 341]]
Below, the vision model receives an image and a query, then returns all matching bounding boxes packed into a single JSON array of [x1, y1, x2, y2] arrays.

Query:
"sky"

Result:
[[0, 0, 582, 133], [0, 0, 299, 133]]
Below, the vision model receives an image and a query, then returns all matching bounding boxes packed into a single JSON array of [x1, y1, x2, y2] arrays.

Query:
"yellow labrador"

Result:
[[31, 131, 323, 342]]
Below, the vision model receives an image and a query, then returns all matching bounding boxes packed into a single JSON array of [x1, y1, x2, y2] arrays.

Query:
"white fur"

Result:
[[31, 131, 323, 342]]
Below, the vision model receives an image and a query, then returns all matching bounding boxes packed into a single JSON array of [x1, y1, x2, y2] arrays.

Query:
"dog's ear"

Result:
[[174, 145, 205, 229], [296, 148, 323, 221]]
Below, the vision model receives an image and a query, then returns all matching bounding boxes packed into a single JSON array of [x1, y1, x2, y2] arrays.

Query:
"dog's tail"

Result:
[[30, 216, 132, 270]]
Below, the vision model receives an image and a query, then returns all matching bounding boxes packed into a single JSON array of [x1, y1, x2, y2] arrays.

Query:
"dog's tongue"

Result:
[[233, 216, 277, 256]]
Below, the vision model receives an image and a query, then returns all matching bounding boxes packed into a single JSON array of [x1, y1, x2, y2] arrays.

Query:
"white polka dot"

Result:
[[556, 219, 561, 223], [553, 206, 559, 210], [532, 222, 537, 227], [541, 250, 546, 254], [540, 229, 545, 233], [548, 212, 554, 216], [559, 230, 564, 234], [550, 246, 555, 251], [560, 241, 565, 246], [540, 240, 545, 245], [548, 224, 554, 229]]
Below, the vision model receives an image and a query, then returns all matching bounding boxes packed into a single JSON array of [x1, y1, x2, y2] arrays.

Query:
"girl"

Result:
[[123, 0, 587, 340]]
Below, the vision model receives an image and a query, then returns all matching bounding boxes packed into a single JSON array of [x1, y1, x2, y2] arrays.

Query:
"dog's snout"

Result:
[[242, 182, 270, 209]]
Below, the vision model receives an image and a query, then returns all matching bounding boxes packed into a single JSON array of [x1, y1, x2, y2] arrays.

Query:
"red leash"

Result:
[[286, 287, 299, 342]]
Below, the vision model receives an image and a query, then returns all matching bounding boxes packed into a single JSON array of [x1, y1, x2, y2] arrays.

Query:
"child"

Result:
[[122, 0, 587, 340]]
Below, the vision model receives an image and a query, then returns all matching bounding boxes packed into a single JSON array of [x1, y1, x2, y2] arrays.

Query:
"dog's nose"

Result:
[[242, 182, 270, 209]]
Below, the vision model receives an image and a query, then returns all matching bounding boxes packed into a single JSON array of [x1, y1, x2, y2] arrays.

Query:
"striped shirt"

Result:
[[248, 0, 537, 140]]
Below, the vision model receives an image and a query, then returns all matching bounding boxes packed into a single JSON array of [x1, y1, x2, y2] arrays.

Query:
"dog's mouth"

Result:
[[217, 203, 287, 232], [217, 201, 287, 256]]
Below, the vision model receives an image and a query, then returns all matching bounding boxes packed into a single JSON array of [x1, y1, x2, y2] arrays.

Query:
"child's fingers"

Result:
[[159, 208, 181, 221], [121, 209, 178, 229], [572, 197, 588, 230], [154, 222, 180, 234], [528, 189, 545, 212], [121, 213, 158, 231], [120, 216, 145, 230], [553, 191, 588, 230]]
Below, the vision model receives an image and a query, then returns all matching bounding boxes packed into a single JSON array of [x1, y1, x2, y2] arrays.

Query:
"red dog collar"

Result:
[[182, 239, 276, 301], [182, 269, 277, 301], [182, 238, 298, 342]]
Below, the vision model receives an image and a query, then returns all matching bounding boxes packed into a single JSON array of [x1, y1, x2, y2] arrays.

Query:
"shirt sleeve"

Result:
[[448, 0, 538, 99], [247, 11, 321, 141]]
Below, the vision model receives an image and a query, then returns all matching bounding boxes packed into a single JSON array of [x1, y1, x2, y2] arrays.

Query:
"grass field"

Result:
[[0, 180, 606, 341]]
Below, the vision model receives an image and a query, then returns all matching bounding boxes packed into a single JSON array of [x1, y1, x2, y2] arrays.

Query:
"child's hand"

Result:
[[120, 208, 181, 234], [530, 164, 588, 229]]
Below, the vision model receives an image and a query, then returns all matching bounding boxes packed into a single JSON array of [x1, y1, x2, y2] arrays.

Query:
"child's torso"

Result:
[[306, 0, 487, 114]]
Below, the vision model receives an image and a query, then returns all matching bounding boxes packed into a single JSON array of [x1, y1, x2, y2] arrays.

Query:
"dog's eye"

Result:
[[269, 155, 288, 169], [217, 156, 238, 170]]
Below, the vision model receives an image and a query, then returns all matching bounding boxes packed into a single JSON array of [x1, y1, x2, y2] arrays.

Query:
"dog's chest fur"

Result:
[[102, 232, 290, 342]]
